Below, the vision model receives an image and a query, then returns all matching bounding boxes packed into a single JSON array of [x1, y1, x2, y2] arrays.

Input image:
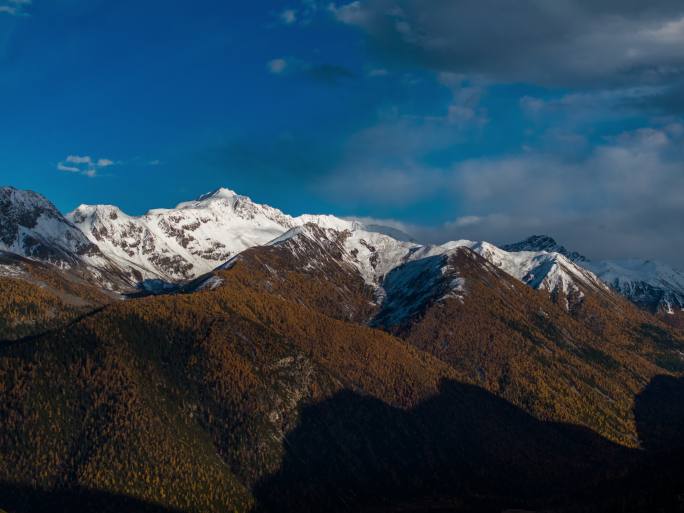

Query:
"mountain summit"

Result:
[[505, 234, 684, 318], [0, 186, 101, 266], [502, 235, 587, 262]]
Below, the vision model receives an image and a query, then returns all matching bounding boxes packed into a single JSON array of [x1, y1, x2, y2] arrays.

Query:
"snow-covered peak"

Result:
[[584, 259, 684, 313], [0, 186, 56, 213], [0, 186, 101, 268], [173, 188, 241, 211], [196, 187, 239, 202], [504, 234, 684, 313], [408, 239, 606, 305], [502, 235, 587, 262], [261, 222, 605, 310], [67, 191, 297, 282], [586, 259, 684, 288], [70, 204, 127, 223], [292, 214, 360, 232]]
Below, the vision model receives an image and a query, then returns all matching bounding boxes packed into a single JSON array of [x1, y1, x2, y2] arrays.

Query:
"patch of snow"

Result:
[[0, 264, 24, 278], [195, 275, 224, 291]]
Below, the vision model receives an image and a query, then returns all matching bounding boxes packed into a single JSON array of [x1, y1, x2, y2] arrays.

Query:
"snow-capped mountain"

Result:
[[0, 186, 101, 267], [68, 188, 296, 283], [504, 235, 684, 315], [242, 220, 606, 311], [0, 187, 143, 290], [67, 188, 416, 287], [401, 240, 608, 310], [0, 186, 633, 310], [502, 235, 587, 263], [583, 260, 684, 314]]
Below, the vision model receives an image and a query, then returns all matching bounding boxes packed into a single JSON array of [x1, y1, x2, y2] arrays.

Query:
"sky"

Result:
[[1, 0, 683, 267]]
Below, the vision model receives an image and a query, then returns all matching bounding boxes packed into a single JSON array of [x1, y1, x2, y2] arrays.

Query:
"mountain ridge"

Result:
[[504, 234, 684, 318], [2, 185, 682, 318]]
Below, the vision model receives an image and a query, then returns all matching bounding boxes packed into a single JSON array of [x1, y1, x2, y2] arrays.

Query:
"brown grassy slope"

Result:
[[377, 248, 684, 447], [658, 310, 684, 330], [216, 242, 684, 447], [0, 270, 457, 513], [0, 253, 113, 340], [2, 255, 675, 512]]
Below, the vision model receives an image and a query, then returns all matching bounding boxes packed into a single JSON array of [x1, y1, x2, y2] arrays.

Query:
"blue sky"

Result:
[[1, 0, 683, 265]]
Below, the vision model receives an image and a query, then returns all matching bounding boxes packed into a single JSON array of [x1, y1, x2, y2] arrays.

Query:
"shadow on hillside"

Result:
[[0, 306, 107, 346], [635, 374, 684, 451], [2, 376, 683, 513], [559, 375, 684, 513], [123, 279, 180, 299], [252, 379, 634, 513], [0, 482, 184, 513]]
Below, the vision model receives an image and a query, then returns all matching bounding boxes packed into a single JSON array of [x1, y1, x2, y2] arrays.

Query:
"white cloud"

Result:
[[438, 73, 489, 128], [281, 9, 297, 24], [0, 0, 31, 16], [66, 155, 93, 165], [57, 163, 81, 173], [329, 2, 370, 27], [57, 154, 116, 178], [318, 120, 684, 266], [267, 58, 288, 74]]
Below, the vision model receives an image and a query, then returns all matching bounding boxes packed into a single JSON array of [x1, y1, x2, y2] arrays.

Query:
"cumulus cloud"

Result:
[[318, 1, 684, 266], [57, 155, 115, 177], [320, 121, 684, 267]]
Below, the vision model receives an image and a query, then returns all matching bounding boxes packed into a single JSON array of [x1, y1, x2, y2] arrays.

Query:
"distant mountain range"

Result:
[[504, 234, 684, 318], [1, 185, 682, 318]]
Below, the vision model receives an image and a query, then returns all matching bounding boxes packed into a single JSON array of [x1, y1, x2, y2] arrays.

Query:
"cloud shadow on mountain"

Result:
[[0, 482, 185, 513], [251, 378, 635, 513]]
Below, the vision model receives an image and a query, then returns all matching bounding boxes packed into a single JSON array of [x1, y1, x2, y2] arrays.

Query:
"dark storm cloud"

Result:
[[631, 83, 684, 115], [323, 0, 684, 266], [331, 0, 684, 88]]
